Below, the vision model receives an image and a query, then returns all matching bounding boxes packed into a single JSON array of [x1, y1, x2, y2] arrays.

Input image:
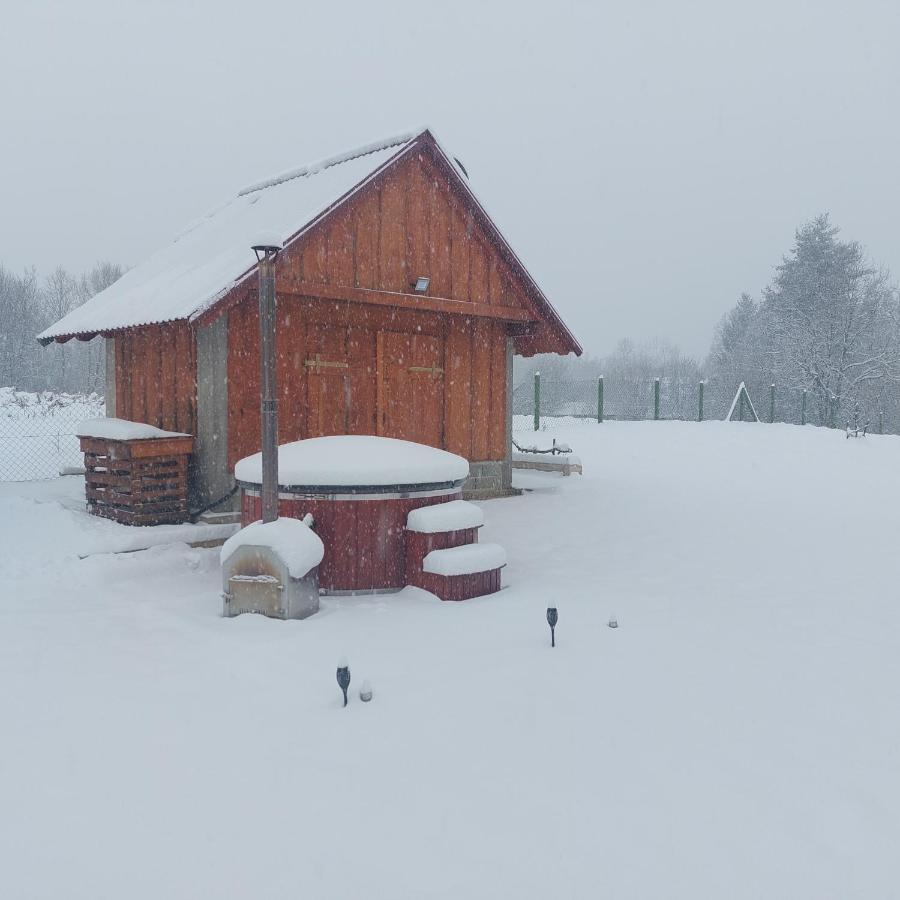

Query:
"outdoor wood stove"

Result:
[[221, 517, 322, 619]]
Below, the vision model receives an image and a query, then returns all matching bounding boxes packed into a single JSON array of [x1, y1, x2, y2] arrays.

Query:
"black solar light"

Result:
[[546, 606, 558, 647], [608, 614, 618, 629], [336, 657, 351, 707]]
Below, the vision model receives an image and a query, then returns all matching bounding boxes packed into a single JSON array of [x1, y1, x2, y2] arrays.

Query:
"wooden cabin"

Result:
[[39, 128, 581, 511]]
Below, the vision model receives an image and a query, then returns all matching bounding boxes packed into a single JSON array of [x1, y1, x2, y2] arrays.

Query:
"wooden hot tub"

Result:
[[235, 436, 469, 594]]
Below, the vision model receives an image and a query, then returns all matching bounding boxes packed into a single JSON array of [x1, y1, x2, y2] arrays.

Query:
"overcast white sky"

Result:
[[2, 0, 899, 358]]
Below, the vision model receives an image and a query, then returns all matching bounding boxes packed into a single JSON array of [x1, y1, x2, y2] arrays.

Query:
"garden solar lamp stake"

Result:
[[252, 236, 282, 524], [336, 658, 351, 707], [546, 606, 558, 647]]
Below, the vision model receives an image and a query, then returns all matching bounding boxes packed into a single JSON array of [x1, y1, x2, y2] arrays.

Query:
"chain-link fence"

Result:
[[0, 389, 104, 481], [512, 373, 899, 448]]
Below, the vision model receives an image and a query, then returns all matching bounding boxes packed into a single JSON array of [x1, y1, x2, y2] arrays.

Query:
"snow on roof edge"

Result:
[[238, 127, 427, 197], [187, 135, 428, 324]]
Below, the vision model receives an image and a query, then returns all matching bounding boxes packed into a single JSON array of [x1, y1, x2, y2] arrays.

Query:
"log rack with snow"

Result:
[[235, 435, 506, 600], [77, 418, 193, 526]]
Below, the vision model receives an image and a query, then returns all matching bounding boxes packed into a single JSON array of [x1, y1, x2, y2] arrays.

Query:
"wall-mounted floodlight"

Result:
[[413, 276, 430, 294]]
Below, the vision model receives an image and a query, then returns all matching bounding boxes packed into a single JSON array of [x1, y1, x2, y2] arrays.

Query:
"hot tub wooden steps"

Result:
[[405, 525, 480, 584], [405, 499, 504, 600], [415, 543, 507, 601], [405, 499, 482, 587]]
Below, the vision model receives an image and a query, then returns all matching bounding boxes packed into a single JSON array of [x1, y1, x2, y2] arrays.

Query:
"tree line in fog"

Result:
[[0, 262, 122, 394], [517, 214, 900, 429]]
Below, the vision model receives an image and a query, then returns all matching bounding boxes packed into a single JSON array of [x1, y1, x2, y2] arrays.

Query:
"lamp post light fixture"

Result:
[[336, 657, 351, 707], [608, 614, 618, 629], [252, 236, 282, 524], [546, 606, 558, 647]]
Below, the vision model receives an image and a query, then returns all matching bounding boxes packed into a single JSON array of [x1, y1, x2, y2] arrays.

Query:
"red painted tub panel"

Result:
[[241, 490, 460, 592]]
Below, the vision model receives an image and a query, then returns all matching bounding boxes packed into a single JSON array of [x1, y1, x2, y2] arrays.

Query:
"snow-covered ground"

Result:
[[2, 420, 900, 899]]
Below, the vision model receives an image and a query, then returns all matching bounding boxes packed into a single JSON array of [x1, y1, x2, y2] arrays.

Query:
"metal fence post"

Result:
[[698, 381, 704, 422], [769, 383, 775, 424], [829, 395, 836, 429], [597, 376, 604, 424], [653, 378, 660, 420], [801, 390, 807, 426], [533, 371, 541, 432], [879, 411, 884, 434]]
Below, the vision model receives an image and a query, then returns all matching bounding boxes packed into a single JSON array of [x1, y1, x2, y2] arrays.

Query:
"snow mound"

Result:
[[407, 500, 484, 533], [220, 517, 324, 579], [76, 418, 191, 441], [423, 542, 506, 576], [235, 436, 469, 487]]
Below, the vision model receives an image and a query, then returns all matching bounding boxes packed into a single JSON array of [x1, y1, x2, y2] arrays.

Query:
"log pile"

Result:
[[79, 435, 193, 526]]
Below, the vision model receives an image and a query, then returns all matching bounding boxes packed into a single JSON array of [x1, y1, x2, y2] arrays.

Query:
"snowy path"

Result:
[[2, 421, 899, 898]]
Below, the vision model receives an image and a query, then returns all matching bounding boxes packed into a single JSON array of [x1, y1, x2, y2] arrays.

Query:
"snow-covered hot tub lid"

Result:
[[234, 435, 469, 495]]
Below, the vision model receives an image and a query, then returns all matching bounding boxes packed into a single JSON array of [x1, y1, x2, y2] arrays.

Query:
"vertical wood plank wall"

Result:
[[278, 150, 533, 316], [227, 298, 508, 469], [113, 147, 534, 472], [225, 147, 526, 471], [115, 322, 197, 434]]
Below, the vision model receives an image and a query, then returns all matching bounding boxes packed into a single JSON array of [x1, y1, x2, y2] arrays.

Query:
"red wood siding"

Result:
[[277, 150, 537, 319], [115, 322, 196, 434], [221, 148, 524, 469], [241, 491, 458, 592], [227, 297, 507, 469]]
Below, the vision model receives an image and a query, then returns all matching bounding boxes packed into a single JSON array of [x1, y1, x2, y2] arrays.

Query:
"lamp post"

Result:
[[546, 606, 558, 647], [252, 238, 282, 524], [336, 658, 351, 707]]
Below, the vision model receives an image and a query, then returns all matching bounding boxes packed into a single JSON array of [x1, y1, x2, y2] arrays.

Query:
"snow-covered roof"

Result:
[[234, 435, 469, 488], [39, 127, 581, 356], [39, 130, 425, 343]]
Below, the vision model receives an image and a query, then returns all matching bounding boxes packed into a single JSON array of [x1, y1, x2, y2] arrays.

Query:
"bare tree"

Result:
[[0, 260, 123, 394]]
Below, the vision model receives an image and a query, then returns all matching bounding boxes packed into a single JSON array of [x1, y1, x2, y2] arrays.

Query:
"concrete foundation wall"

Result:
[[194, 317, 234, 511], [462, 460, 507, 497]]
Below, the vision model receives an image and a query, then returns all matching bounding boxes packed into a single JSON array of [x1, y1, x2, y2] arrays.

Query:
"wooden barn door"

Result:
[[304, 325, 376, 437], [377, 332, 444, 448]]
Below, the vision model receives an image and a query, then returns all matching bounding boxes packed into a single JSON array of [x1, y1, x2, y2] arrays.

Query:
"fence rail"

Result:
[[512, 374, 896, 445], [0, 390, 104, 481]]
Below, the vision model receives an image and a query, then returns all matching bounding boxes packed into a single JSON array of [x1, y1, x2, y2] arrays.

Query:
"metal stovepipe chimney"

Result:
[[252, 239, 281, 523]]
